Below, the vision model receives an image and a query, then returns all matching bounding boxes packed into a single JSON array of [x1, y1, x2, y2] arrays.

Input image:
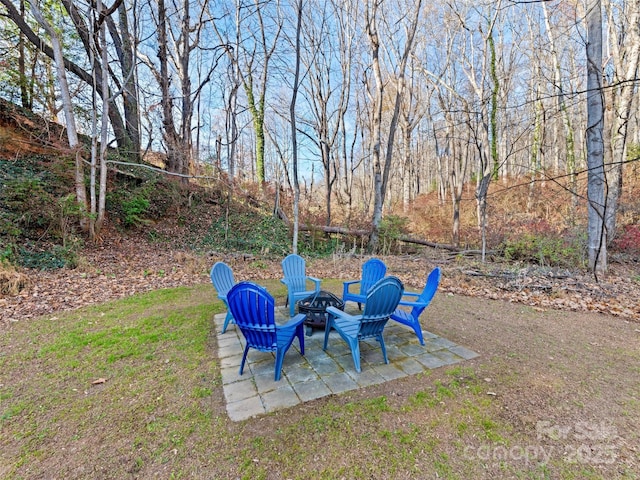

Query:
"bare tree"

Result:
[[365, 0, 421, 252], [542, 1, 577, 188], [437, 89, 470, 247], [87, 0, 111, 238], [30, 0, 88, 231], [299, 0, 356, 226], [603, 0, 640, 243], [399, 53, 427, 212], [524, 9, 545, 214], [214, 0, 283, 186], [586, 0, 607, 275], [290, 0, 302, 253], [1, 0, 141, 161], [51, 0, 138, 160], [138, 0, 228, 178]]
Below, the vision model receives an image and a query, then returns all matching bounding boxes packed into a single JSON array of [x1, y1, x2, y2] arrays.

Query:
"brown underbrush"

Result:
[[0, 260, 29, 295]]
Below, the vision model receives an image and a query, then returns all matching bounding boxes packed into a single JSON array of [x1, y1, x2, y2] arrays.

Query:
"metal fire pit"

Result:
[[298, 290, 344, 336]]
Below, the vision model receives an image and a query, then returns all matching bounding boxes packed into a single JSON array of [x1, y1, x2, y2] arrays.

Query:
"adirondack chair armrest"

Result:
[[307, 276, 321, 287], [279, 313, 307, 329], [342, 279, 361, 293], [401, 291, 420, 299], [398, 298, 427, 308], [326, 306, 360, 322]]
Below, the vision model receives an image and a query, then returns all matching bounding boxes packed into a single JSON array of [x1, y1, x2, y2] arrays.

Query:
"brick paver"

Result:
[[214, 305, 478, 421]]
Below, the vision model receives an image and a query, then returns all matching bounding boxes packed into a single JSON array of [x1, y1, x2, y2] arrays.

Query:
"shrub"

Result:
[[121, 196, 151, 228], [200, 210, 339, 256], [17, 244, 78, 270], [56, 194, 82, 247], [378, 214, 409, 254], [203, 213, 291, 255], [0, 241, 16, 263], [501, 232, 586, 268], [612, 224, 640, 256], [1, 176, 54, 231], [107, 186, 152, 229]]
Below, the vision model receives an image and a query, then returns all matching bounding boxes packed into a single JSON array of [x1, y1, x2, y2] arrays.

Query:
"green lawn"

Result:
[[0, 280, 635, 479]]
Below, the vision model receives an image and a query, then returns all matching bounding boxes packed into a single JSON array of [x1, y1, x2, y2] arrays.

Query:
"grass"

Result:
[[0, 280, 634, 479], [1, 286, 221, 477]]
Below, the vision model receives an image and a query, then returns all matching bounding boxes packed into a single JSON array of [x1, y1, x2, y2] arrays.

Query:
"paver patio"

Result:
[[214, 306, 478, 421]]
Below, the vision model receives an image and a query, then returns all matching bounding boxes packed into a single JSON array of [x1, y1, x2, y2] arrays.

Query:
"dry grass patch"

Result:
[[0, 261, 29, 295]]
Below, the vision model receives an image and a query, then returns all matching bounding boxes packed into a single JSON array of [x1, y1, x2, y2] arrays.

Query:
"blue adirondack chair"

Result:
[[342, 258, 387, 310], [390, 267, 441, 345], [281, 253, 321, 317], [324, 276, 404, 372], [210, 261, 236, 333], [226, 281, 306, 381]]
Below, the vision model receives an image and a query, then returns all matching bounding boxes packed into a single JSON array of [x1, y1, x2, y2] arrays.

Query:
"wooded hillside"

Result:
[[1, 0, 640, 274]]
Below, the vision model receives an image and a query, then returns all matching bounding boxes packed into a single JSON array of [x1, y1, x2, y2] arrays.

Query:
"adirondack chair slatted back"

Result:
[[411, 267, 441, 319], [227, 281, 306, 381], [282, 254, 307, 292], [359, 258, 387, 295], [324, 275, 404, 372], [210, 262, 235, 297], [210, 262, 236, 333], [227, 282, 277, 351], [390, 267, 440, 345], [281, 253, 322, 316], [359, 276, 404, 338]]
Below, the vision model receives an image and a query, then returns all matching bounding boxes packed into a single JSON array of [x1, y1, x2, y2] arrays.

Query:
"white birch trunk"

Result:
[[31, 2, 88, 231], [603, 0, 640, 242]]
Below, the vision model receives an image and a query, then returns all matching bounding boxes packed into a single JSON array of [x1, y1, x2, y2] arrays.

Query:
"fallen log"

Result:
[[276, 211, 370, 236], [398, 235, 460, 252], [276, 215, 486, 254], [299, 224, 370, 236]]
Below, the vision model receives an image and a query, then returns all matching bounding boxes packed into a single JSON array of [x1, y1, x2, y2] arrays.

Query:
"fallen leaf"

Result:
[[91, 378, 107, 385]]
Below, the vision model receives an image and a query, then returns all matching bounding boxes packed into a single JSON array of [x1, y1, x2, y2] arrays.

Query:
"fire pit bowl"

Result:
[[297, 290, 344, 336]]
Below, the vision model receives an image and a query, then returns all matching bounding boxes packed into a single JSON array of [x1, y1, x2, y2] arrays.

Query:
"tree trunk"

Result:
[[586, 0, 607, 276], [58, 0, 136, 160], [542, 1, 577, 190], [156, 0, 182, 176], [488, 32, 500, 180], [17, 0, 32, 109], [366, 0, 421, 252], [114, 2, 141, 161], [290, 0, 302, 254], [96, 4, 109, 234], [30, 1, 88, 231], [365, 0, 384, 252], [603, 0, 640, 243]]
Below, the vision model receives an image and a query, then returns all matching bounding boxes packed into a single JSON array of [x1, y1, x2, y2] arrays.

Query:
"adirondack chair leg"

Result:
[[390, 310, 428, 345], [274, 350, 286, 381], [221, 311, 234, 334], [412, 325, 425, 346], [221, 298, 234, 333], [377, 333, 389, 364], [323, 317, 333, 351], [347, 338, 362, 373], [239, 344, 250, 376], [296, 324, 305, 355]]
